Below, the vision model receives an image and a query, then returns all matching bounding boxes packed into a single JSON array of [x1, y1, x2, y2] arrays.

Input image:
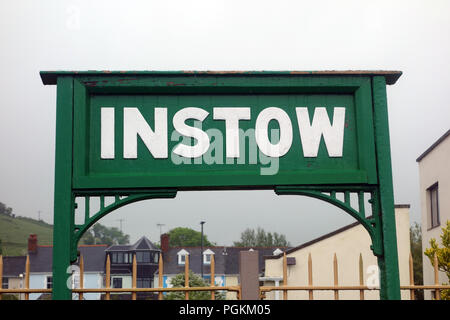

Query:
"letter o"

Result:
[[255, 107, 293, 157]]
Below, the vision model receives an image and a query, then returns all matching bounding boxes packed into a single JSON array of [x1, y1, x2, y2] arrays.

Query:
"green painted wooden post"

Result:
[[52, 76, 74, 300], [372, 76, 401, 300]]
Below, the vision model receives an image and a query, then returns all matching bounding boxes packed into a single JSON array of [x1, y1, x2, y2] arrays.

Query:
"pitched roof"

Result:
[[416, 129, 450, 162], [106, 236, 159, 252], [27, 245, 107, 273], [161, 246, 289, 275], [2, 256, 26, 277]]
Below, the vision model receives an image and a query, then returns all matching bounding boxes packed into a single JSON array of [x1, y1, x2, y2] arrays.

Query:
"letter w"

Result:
[[296, 107, 346, 157], [123, 107, 168, 159]]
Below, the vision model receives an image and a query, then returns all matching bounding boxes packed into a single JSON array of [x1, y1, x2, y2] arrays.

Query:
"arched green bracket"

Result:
[[70, 189, 177, 261], [275, 186, 383, 256]]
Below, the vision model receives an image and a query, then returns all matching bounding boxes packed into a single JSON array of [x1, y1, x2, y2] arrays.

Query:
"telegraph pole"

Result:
[[200, 221, 205, 278], [116, 219, 124, 232], [156, 223, 165, 238]]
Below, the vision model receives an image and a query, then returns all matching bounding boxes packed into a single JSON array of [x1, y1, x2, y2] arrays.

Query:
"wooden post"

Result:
[[132, 253, 137, 300], [0, 255, 3, 300], [185, 255, 189, 300], [158, 253, 163, 300], [434, 253, 440, 300], [333, 253, 339, 300], [308, 253, 313, 300], [283, 252, 288, 300], [409, 253, 415, 300], [79, 254, 84, 300], [210, 254, 215, 300], [25, 255, 30, 300], [105, 254, 111, 300], [359, 253, 365, 300]]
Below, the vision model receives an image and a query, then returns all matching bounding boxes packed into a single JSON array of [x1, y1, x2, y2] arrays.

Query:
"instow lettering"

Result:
[[123, 107, 168, 159], [100, 106, 346, 160], [296, 107, 346, 157]]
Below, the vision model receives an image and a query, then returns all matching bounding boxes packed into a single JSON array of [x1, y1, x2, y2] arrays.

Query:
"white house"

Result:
[[416, 129, 450, 299], [262, 205, 411, 300]]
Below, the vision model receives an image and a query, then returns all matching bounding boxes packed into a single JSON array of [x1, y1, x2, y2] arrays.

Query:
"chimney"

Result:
[[161, 233, 169, 253], [28, 234, 38, 254]]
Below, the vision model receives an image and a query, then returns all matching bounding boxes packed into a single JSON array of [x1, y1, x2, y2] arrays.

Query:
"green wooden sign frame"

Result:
[[41, 70, 402, 300]]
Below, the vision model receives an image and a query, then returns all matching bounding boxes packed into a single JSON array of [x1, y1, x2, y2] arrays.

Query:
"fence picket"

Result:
[[184, 255, 189, 300], [333, 253, 339, 300], [308, 253, 313, 300], [359, 253, 364, 300], [434, 253, 440, 300], [79, 254, 84, 300], [105, 254, 111, 300], [158, 253, 163, 300]]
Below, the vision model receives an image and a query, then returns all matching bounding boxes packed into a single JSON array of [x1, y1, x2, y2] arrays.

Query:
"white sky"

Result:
[[0, 0, 449, 246]]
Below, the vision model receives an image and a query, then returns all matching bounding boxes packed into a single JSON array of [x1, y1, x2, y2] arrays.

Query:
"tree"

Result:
[[233, 227, 290, 247], [80, 223, 129, 246], [167, 227, 214, 247], [410, 222, 423, 299], [0, 202, 13, 216], [424, 220, 450, 300], [164, 271, 225, 300]]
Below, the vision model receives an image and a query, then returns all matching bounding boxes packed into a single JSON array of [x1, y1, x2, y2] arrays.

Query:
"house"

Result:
[[157, 234, 289, 300], [262, 205, 411, 300], [105, 236, 161, 299], [1, 256, 26, 300], [26, 234, 106, 300], [416, 129, 450, 300]]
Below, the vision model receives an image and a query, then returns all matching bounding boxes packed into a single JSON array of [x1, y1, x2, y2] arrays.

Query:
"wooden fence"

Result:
[[0, 253, 240, 300], [259, 252, 450, 300], [1, 252, 449, 300]]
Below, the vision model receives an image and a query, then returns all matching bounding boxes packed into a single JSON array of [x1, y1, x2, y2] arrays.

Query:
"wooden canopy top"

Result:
[[40, 70, 402, 85]]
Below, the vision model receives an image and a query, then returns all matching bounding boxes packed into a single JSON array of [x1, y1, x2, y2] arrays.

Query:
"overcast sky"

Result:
[[0, 1, 449, 246]]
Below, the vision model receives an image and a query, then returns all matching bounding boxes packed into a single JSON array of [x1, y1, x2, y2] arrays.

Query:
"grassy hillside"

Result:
[[0, 214, 53, 256]]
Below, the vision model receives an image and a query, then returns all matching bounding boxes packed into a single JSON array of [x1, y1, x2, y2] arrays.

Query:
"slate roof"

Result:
[[106, 236, 160, 252], [161, 246, 289, 276], [27, 245, 107, 273], [2, 256, 26, 277]]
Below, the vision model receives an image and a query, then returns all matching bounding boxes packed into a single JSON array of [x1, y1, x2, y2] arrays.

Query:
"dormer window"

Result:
[[177, 249, 189, 265], [203, 249, 214, 265], [273, 248, 283, 256]]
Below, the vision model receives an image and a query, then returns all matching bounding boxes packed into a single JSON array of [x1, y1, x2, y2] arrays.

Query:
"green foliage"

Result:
[[80, 223, 130, 246], [164, 271, 225, 300], [410, 222, 424, 299], [0, 202, 13, 216], [233, 227, 290, 247], [424, 220, 450, 300], [167, 227, 214, 247]]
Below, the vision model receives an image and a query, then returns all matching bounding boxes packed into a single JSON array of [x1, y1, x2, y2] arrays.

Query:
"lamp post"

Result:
[[200, 221, 205, 278]]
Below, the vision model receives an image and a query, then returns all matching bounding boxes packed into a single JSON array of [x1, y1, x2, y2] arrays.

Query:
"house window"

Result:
[[203, 249, 214, 265], [137, 278, 151, 288], [177, 249, 189, 265], [428, 183, 440, 229], [111, 252, 118, 264], [46, 276, 53, 289], [137, 251, 151, 263], [2, 277, 8, 289], [152, 252, 159, 264], [112, 278, 123, 289]]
